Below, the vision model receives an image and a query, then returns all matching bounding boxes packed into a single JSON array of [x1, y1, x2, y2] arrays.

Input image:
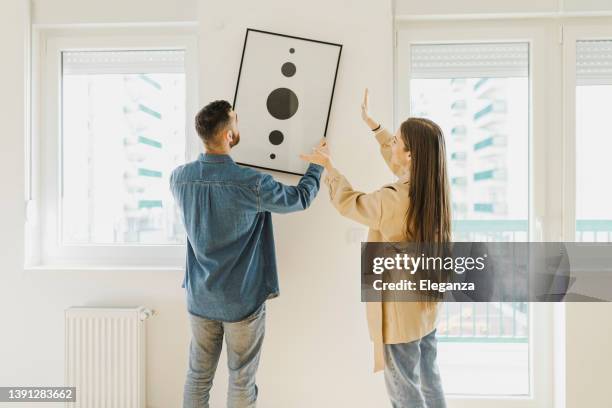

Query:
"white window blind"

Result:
[[410, 43, 529, 79], [62, 50, 185, 75], [577, 40, 612, 86]]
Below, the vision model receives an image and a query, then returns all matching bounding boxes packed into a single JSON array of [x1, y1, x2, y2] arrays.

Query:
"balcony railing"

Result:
[[438, 219, 612, 343], [575, 219, 612, 242], [438, 302, 528, 343]]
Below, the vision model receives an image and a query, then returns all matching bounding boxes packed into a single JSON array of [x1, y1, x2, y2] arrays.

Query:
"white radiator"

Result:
[[65, 307, 154, 408]]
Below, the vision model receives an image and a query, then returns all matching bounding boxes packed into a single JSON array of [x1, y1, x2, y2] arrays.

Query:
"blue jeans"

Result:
[[183, 303, 266, 408], [384, 329, 447, 408]]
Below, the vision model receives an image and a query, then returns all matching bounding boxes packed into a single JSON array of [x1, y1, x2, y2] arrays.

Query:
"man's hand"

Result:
[[299, 139, 333, 170], [361, 88, 379, 131]]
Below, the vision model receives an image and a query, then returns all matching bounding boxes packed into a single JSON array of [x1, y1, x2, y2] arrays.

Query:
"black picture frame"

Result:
[[232, 28, 343, 176]]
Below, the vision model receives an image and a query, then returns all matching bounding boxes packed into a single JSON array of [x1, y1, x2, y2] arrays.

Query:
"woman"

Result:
[[301, 89, 451, 408]]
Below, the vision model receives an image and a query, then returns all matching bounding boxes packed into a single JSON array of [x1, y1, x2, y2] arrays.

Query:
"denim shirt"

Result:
[[170, 152, 323, 322]]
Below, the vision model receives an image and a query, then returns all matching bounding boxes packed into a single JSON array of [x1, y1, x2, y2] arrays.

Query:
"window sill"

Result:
[[23, 264, 184, 273]]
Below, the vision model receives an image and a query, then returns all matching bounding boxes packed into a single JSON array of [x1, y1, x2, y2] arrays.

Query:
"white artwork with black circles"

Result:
[[232, 29, 342, 175]]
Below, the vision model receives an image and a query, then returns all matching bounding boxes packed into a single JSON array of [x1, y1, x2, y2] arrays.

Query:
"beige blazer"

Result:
[[324, 127, 439, 372]]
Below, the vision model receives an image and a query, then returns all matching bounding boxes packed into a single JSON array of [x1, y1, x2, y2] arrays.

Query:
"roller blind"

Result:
[[62, 50, 185, 75], [577, 40, 612, 86], [410, 43, 529, 79]]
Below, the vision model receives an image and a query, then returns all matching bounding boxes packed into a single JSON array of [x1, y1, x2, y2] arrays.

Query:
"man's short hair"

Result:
[[195, 100, 232, 144]]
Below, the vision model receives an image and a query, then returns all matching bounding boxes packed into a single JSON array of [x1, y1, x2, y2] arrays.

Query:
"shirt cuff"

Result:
[[323, 167, 342, 199], [374, 127, 392, 146], [324, 166, 342, 185], [305, 163, 324, 179], [308, 163, 325, 173]]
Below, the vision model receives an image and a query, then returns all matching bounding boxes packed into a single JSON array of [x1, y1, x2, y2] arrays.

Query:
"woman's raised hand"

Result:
[[299, 139, 333, 170], [361, 88, 379, 131]]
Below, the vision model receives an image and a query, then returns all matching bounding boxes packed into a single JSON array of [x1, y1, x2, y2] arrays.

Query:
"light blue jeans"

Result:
[[183, 303, 266, 408], [384, 329, 447, 408]]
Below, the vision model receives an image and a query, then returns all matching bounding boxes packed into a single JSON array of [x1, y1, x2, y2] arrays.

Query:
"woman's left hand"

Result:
[[300, 139, 333, 170]]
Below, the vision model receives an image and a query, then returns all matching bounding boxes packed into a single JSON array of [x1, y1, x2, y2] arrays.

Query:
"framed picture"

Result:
[[232, 28, 342, 175]]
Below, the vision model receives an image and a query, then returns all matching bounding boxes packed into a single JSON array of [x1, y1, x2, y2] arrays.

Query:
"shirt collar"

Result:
[[198, 152, 234, 163]]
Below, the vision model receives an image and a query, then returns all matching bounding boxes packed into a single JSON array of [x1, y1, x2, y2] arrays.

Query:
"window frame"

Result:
[[395, 20, 556, 407], [27, 26, 199, 269], [561, 19, 612, 243]]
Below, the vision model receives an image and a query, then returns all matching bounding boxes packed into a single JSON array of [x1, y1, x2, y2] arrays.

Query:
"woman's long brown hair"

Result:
[[400, 117, 452, 306]]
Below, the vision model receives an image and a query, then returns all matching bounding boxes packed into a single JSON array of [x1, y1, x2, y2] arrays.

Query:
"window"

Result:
[[397, 21, 554, 407], [29, 28, 198, 268], [410, 43, 529, 231], [575, 40, 612, 243], [409, 42, 530, 396], [61, 50, 186, 245]]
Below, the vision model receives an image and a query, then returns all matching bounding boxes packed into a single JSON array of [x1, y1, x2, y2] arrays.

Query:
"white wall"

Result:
[[1, 1, 394, 408], [395, 0, 558, 16], [1, 2, 217, 408], [563, 0, 612, 12], [31, 0, 197, 24], [2, 0, 612, 407], [196, 0, 394, 406], [394, 0, 612, 16], [565, 304, 612, 408]]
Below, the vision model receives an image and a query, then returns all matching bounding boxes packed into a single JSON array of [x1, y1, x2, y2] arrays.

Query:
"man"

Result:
[[169, 100, 323, 408]]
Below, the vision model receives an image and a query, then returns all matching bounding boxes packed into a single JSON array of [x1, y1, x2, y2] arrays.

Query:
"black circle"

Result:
[[270, 153, 276, 159], [281, 62, 296, 77], [266, 88, 299, 120], [269, 130, 284, 145], [289, 48, 295, 54]]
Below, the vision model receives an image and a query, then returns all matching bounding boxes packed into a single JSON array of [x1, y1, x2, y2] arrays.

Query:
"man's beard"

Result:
[[230, 133, 240, 148]]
